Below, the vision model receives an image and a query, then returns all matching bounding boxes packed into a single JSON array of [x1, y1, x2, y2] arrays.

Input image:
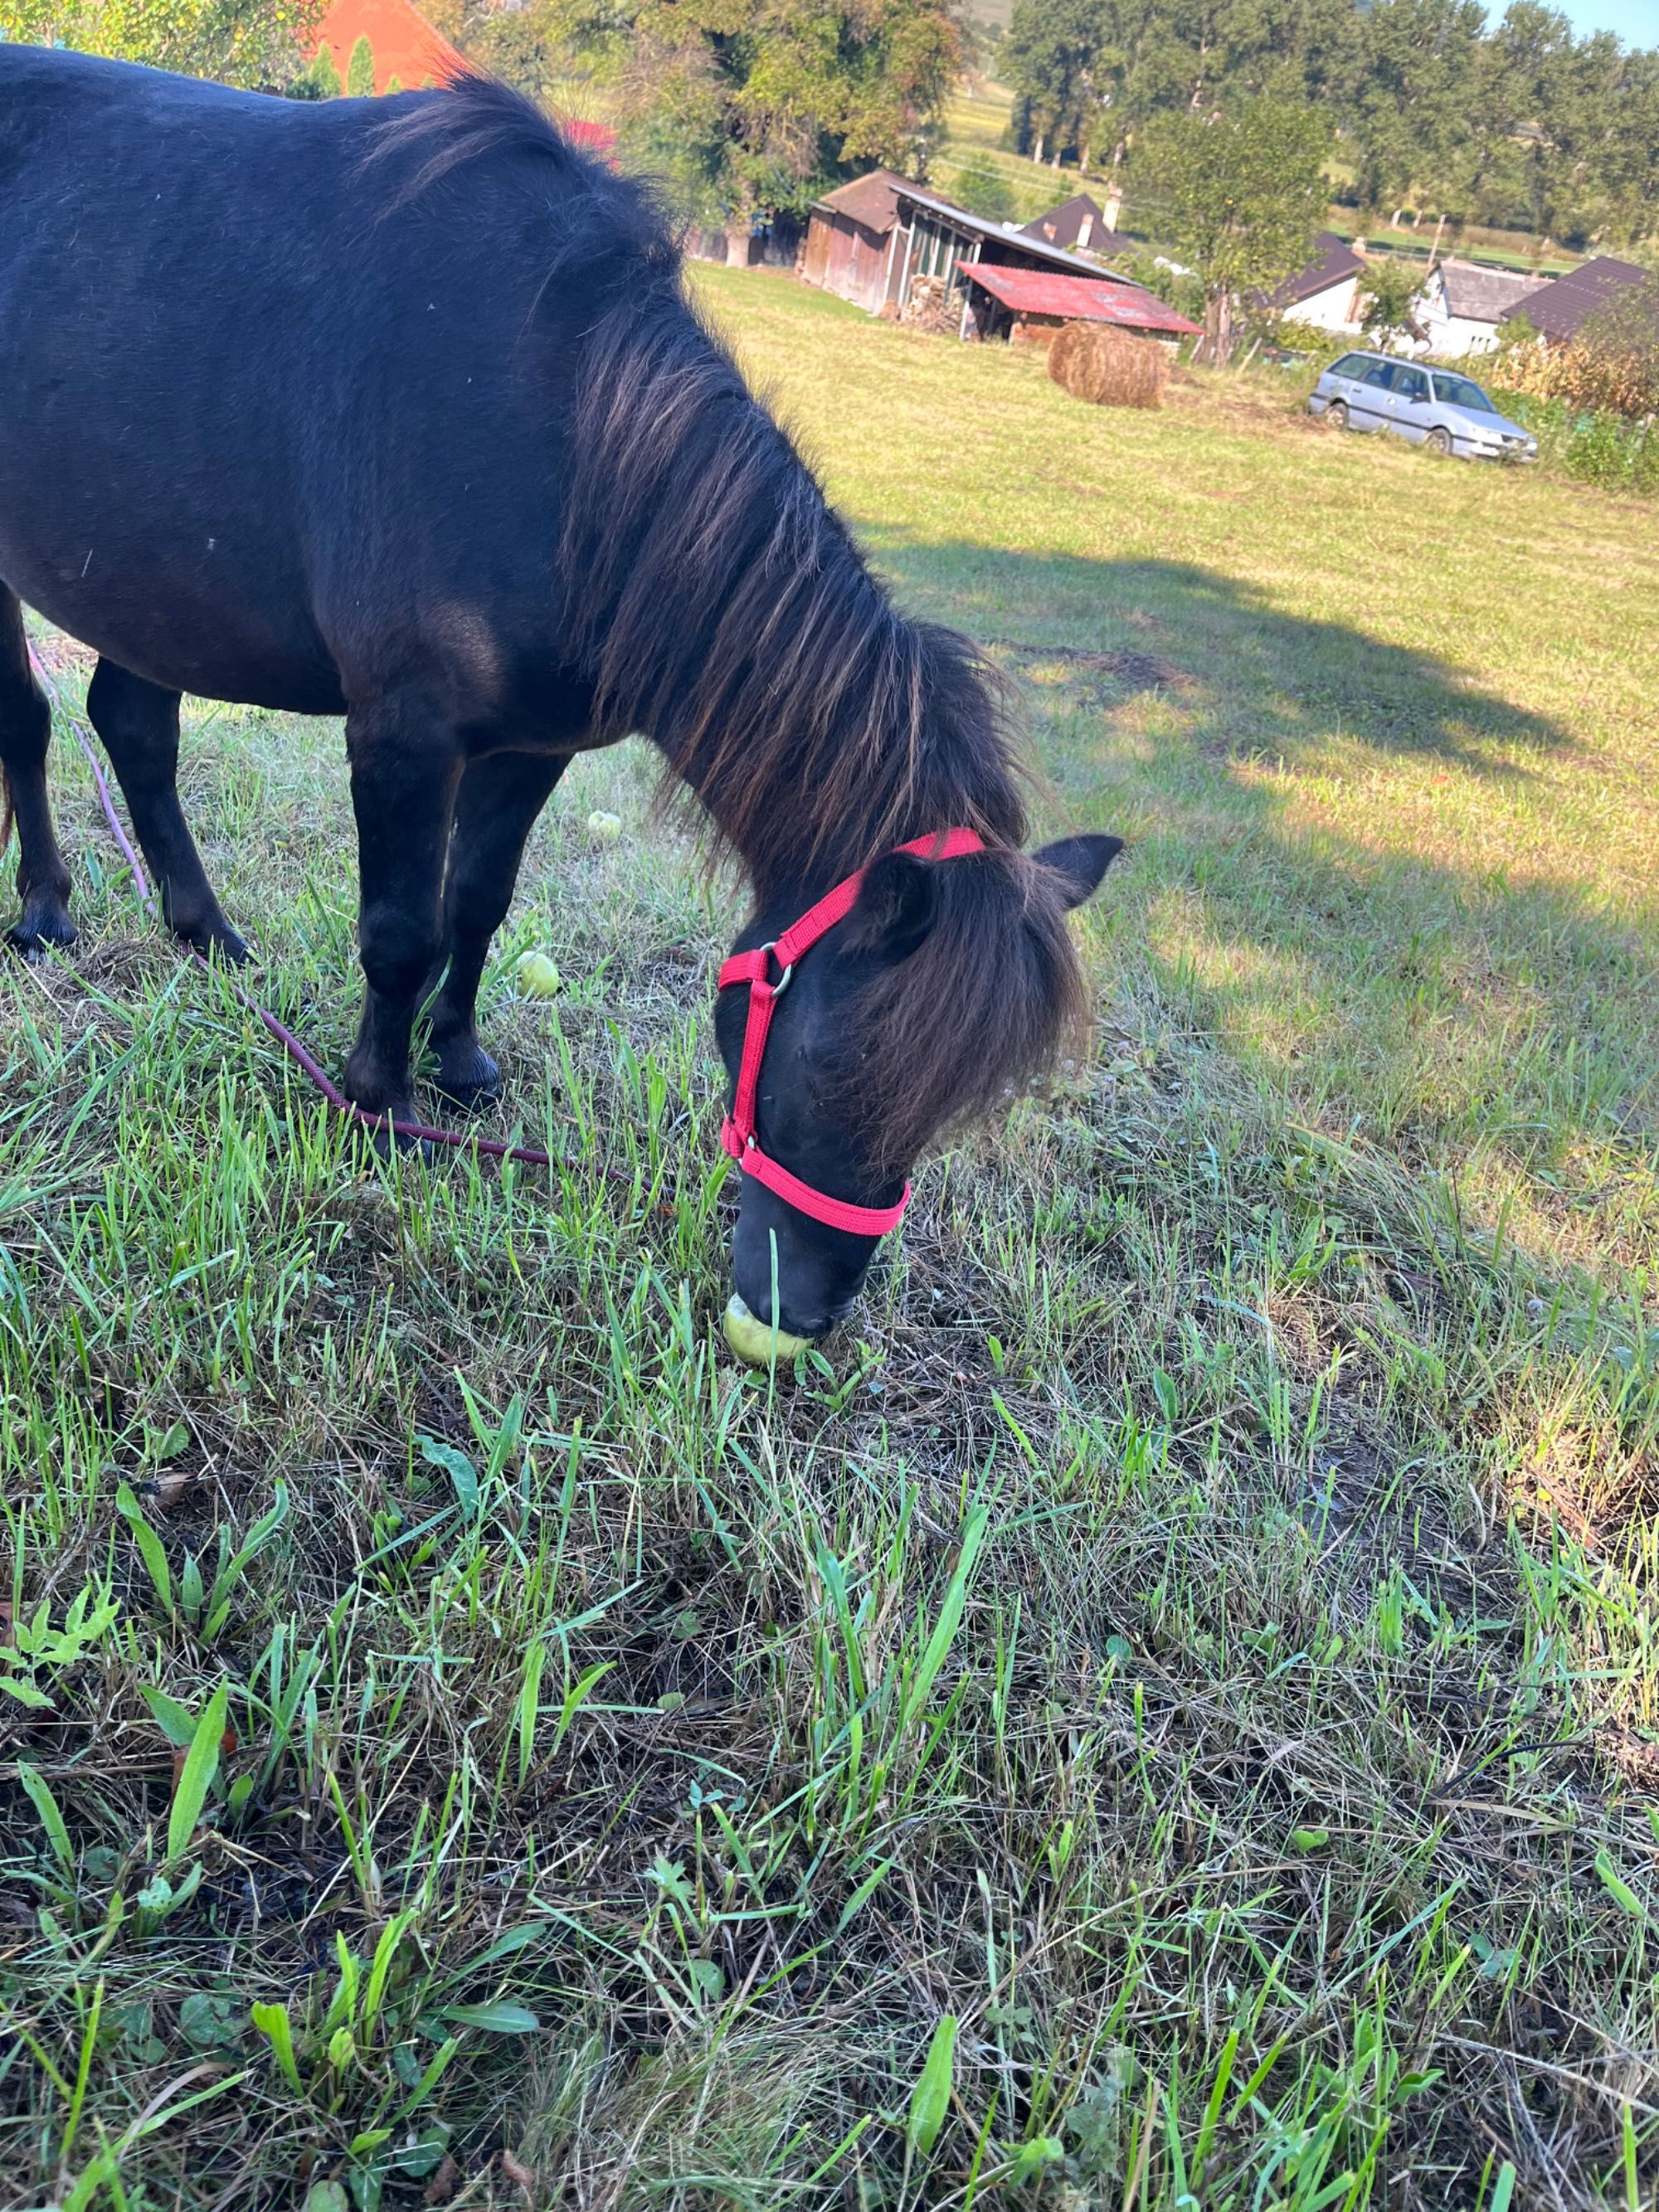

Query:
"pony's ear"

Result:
[[844, 850, 939, 962], [1034, 833, 1124, 909]]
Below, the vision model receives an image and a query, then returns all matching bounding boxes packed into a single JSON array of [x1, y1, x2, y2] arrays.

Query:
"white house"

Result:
[[1418, 260, 1546, 357], [1268, 232, 1367, 335]]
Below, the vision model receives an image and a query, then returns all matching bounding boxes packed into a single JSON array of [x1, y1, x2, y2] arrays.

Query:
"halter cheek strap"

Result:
[[718, 829, 985, 1237]]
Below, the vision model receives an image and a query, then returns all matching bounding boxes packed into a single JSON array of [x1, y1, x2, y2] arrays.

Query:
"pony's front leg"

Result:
[[427, 746, 572, 1110], [343, 696, 463, 1125]]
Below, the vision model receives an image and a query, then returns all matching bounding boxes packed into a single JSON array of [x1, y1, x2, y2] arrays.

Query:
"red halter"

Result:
[[718, 829, 985, 1237]]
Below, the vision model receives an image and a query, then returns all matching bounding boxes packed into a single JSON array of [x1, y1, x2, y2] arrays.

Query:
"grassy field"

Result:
[[2, 266, 1657, 2211]]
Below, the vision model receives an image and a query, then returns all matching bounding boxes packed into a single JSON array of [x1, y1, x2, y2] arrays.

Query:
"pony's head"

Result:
[[716, 831, 1121, 1339]]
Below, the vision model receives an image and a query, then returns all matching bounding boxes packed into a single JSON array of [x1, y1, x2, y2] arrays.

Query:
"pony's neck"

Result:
[[561, 284, 1024, 896]]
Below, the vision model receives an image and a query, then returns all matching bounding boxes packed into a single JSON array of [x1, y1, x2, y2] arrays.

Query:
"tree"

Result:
[[1348, 0, 1485, 221], [346, 31, 375, 94], [307, 38, 343, 95], [557, 0, 961, 246], [949, 153, 1018, 225], [1004, 0, 1107, 166], [1138, 94, 1331, 362], [1356, 257, 1424, 343], [0, 0, 326, 88]]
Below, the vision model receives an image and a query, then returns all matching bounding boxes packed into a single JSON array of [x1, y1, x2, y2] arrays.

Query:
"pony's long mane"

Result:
[[561, 284, 1031, 892], [370, 77, 1092, 1161]]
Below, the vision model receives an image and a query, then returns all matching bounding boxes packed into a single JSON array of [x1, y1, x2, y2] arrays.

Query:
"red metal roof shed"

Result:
[[966, 265, 1200, 336]]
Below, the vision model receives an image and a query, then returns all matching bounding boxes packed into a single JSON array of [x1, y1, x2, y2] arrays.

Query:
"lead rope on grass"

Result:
[[26, 646, 563, 1169]]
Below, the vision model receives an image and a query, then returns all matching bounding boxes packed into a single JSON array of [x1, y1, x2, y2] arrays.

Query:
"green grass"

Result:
[[2, 265, 1657, 2211]]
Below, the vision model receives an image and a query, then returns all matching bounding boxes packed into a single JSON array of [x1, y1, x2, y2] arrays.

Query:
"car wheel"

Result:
[[1428, 426, 1453, 456], [1327, 401, 1349, 430]]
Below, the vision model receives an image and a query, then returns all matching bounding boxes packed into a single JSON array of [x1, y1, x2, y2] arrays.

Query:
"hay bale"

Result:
[[1048, 321, 1168, 409]]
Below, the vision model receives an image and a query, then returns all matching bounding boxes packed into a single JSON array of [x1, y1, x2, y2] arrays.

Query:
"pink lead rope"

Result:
[[718, 827, 985, 1236], [26, 649, 555, 1168]]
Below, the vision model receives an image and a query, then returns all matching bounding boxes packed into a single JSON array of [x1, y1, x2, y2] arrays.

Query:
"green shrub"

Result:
[[308, 42, 342, 98], [347, 34, 375, 97], [947, 155, 1017, 227], [1493, 391, 1659, 494]]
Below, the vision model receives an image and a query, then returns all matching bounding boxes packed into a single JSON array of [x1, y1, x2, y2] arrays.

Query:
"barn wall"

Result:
[[802, 213, 893, 311]]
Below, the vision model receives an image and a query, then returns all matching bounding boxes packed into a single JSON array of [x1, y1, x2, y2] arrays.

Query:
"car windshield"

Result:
[[1430, 372, 1499, 415]]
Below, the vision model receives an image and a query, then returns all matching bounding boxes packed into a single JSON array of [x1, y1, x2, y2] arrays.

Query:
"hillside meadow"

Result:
[[0, 262, 1655, 2210]]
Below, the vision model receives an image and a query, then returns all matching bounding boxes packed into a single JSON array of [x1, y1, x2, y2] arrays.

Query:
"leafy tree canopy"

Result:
[[544, 0, 959, 231], [1139, 94, 1331, 361], [0, 0, 324, 88], [345, 29, 374, 94], [998, 0, 1659, 250]]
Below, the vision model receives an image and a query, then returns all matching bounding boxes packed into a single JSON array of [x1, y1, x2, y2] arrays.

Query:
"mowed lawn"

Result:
[[1, 262, 1655, 2212]]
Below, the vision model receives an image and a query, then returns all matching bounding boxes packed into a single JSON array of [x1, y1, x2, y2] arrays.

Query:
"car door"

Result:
[[1388, 363, 1432, 443], [1353, 358, 1398, 432]]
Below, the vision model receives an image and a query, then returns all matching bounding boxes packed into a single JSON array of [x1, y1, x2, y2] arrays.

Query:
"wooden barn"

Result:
[[800, 171, 907, 313], [800, 173, 1196, 347]]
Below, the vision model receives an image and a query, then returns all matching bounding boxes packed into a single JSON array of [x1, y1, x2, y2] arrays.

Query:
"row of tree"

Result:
[[1000, 0, 1659, 250]]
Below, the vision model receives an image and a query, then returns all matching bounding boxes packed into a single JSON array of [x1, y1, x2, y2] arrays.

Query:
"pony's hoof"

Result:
[[178, 917, 250, 966], [431, 1047, 502, 1115], [350, 1109, 435, 1164], [7, 907, 77, 957]]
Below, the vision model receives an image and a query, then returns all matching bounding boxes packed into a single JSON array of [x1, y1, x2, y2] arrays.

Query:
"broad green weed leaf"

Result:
[[17, 1762, 73, 1874], [441, 2001, 540, 2033], [168, 1680, 227, 1862], [907, 2014, 956, 2157], [415, 1433, 479, 1519]]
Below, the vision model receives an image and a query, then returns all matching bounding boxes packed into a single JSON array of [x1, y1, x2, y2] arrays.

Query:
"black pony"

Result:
[[0, 51, 1120, 1337]]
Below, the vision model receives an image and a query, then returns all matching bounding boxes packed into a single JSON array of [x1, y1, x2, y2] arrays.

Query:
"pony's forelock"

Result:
[[837, 846, 1091, 1172]]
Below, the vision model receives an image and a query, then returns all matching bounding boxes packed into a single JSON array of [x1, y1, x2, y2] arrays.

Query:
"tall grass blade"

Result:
[[167, 1680, 227, 1862]]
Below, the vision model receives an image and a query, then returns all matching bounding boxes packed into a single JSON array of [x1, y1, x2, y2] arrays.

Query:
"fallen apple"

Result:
[[515, 950, 560, 998], [586, 809, 623, 844], [722, 1292, 808, 1367]]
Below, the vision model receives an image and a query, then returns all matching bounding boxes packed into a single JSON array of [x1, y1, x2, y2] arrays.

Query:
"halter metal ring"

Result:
[[760, 941, 793, 996]]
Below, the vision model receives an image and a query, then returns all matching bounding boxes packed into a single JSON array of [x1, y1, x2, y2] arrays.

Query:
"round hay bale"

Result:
[[1048, 322, 1169, 410]]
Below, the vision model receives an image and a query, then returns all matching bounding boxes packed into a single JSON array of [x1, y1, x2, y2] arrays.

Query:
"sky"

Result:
[[1536, 0, 1658, 41]]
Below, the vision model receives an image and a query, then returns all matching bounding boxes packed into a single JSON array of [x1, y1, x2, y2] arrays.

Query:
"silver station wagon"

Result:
[[1309, 351, 1538, 461]]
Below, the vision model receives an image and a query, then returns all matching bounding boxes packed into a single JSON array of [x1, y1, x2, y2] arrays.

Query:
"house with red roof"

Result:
[[307, 0, 617, 156]]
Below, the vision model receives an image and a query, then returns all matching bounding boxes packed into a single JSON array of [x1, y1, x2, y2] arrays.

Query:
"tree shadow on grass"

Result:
[[871, 539, 1657, 1252], [878, 542, 1574, 779]]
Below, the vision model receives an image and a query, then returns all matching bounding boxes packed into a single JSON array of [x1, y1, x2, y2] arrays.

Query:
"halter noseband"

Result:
[[717, 829, 985, 1237]]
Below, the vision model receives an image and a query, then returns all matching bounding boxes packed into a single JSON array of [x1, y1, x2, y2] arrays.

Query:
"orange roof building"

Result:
[[306, 0, 619, 157], [309, 0, 468, 93]]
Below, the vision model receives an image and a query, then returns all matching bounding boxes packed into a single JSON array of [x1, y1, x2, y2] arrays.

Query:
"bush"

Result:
[[346, 33, 375, 96], [1492, 284, 1659, 420], [1112, 248, 1205, 328], [1490, 392, 1659, 495], [947, 155, 1017, 227]]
